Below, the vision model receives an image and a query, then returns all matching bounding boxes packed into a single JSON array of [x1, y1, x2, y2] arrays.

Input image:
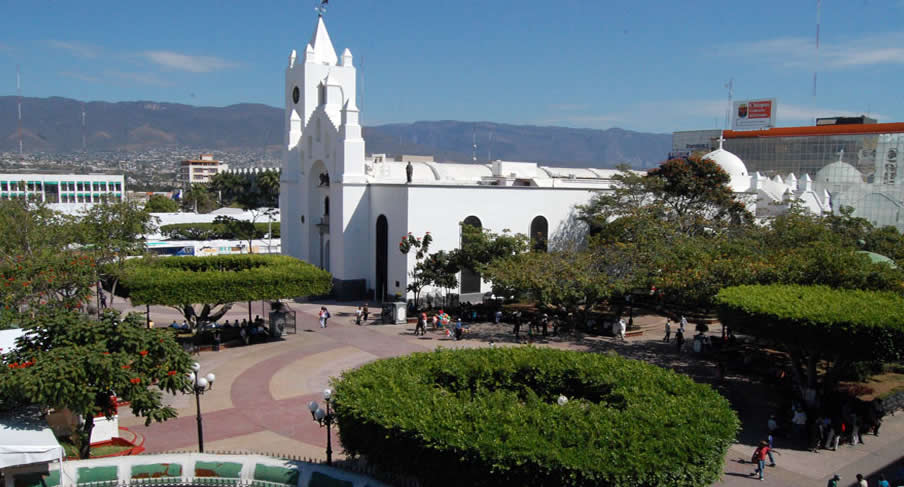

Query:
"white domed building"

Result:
[[702, 140, 750, 192], [702, 137, 830, 218]]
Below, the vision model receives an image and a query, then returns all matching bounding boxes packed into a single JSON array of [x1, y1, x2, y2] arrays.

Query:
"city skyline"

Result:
[[2, 0, 904, 134]]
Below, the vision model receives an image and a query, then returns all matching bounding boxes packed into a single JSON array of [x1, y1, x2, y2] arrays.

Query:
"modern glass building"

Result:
[[722, 123, 904, 181]]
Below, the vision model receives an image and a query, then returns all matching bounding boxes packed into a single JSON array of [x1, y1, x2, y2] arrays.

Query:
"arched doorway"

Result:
[[375, 215, 388, 302], [308, 161, 329, 267], [530, 215, 549, 252], [460, 216, 482, 294]]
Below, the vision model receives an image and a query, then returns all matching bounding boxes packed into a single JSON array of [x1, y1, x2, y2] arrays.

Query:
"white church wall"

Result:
[[402, 185, 599, 296], [369, 185, 410, 298], [332, 184, 369, 281]]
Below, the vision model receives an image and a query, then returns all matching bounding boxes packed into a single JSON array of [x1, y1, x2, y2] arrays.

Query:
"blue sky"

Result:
[[2, 0, 904, 133]]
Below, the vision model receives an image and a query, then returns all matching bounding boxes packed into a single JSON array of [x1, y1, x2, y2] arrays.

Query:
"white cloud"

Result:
[[144, 51, 237, 73], [60, 71, 101, 83], [47, 40, 100, 59], [726, 32, 904, 70], [548, 103, 591, 111], [537, 99, 886, 132], [106, 70, 172, 87]]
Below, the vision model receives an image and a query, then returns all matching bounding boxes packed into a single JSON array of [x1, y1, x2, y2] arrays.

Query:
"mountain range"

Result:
[[0, 96, 671, 168]]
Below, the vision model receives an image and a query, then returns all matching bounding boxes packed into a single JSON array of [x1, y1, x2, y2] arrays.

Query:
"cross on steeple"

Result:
[[717, 132, 725, 150], [837, 148, 845, 161], [315, 0, 328, 17]]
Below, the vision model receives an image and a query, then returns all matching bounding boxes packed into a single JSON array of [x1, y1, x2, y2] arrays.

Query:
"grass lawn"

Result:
[[60, 439, 133, 458]]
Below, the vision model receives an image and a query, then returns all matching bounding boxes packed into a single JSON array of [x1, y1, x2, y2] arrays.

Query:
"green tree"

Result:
[[0, 309, 194, 459], [716, 284, 904, 397], [420, 250, 458, 308], [580, 158, 752, 238], [181, 184, 217, 213], [213, 215, 258, 253], [450, 225, 529, 280], [399, 232, 433, 308], [144, 194, 180, 213], [78, 200, 156, 308], [0, 200, 95, 324], [116, 255, 332, 330]]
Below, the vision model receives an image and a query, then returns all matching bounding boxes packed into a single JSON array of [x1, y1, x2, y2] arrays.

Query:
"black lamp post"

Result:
[[307, 388, 335, 465], [187, 362, 215, 452], [625, 294, 634, 329]]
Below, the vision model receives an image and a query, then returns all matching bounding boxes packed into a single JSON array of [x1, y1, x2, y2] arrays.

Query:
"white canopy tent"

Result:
[[0, 329, 25, 356], [0, 414, 63, 470]]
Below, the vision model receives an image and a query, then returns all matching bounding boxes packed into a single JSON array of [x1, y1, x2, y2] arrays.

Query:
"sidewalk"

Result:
[[110, 298, 903, 486]]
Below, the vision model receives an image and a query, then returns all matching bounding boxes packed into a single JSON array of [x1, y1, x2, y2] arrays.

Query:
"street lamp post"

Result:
[[186, 362, 215, 452], [307, 388, 335, 465]]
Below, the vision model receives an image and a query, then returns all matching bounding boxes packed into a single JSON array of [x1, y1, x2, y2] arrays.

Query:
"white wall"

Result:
[[401, 184, 595, 296]]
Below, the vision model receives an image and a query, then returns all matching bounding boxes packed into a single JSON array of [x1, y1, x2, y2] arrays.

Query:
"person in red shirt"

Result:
[[750, 440, 770, 481]]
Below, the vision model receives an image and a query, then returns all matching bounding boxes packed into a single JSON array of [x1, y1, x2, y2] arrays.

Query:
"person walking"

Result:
[[355, 306, 362, 325], [675, 328, 685, 352], [319, 306, 330, 328], [415, 312, 427, 336], [362, 304, 369, 322], [679, 315, 688, 335], [513, 311, 522, 338], [453, 318, 463, 341], [856, 473, 868, 487], [766, 433, 777, 467], [876, 473, 890, 487], [750, 440, 770, 481], [663, 319, 671, 342], [616, 318, 626, 341], [826, 474, 841, 487]]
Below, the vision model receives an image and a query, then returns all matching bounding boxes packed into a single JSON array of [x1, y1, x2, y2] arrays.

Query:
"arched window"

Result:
[[530, 216, 549, 252], [460, 216, 482, 294], [376, 215, 388, 302]]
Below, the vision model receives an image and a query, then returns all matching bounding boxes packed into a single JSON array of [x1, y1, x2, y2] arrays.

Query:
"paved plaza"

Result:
[[111, 299, 904, 487]]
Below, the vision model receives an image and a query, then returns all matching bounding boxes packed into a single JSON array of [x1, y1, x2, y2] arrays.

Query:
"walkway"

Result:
[[113, 300, 904, 486]]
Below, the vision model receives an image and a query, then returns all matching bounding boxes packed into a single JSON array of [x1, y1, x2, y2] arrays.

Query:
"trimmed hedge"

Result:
[[117, 254, 332, 305], [715, 284, 904, 360], [159, 222, 280, 241], [332, 347, 738, 487]]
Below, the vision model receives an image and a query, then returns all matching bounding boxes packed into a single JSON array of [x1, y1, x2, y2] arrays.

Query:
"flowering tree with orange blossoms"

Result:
[[0, 200, 96, 326], [0, 309, 193, 459]]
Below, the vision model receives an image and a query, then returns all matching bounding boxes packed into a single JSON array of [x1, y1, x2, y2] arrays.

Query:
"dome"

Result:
[[703, 146, 749, 192], [815, 160, 863, 186]]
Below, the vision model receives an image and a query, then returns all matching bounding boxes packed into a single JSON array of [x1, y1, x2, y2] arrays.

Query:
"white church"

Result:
[[279, 16, 827, 301]]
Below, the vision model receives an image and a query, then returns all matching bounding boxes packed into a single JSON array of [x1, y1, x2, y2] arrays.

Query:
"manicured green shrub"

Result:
[[332, 347, 738, 487], [117, 254, 332, 305], [715, 284, 904, 361]]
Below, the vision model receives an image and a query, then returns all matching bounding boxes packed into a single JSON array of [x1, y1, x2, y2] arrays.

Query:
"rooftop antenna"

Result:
[[16, 64, 23, 157], [813, 0, 820, 97], [724, 78, 733, 130], [315, 0, 328, 17], [471, 126, 478, 162], [81, 102, 87, 151]]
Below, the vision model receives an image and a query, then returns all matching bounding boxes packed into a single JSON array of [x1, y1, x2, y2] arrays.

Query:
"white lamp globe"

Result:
[[191, 362, 201, 372], [187, 372, 196, 382], [557, 395, 568, 406], [314, 408, 326, 421], [197, 377, 209, 389], [205, 373, 216, 384], [323, 388, 332, 400], [308, 400, 319, 413]]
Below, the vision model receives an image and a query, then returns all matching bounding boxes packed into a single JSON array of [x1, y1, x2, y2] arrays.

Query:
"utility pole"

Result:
[[17, 64, 23, 157]]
